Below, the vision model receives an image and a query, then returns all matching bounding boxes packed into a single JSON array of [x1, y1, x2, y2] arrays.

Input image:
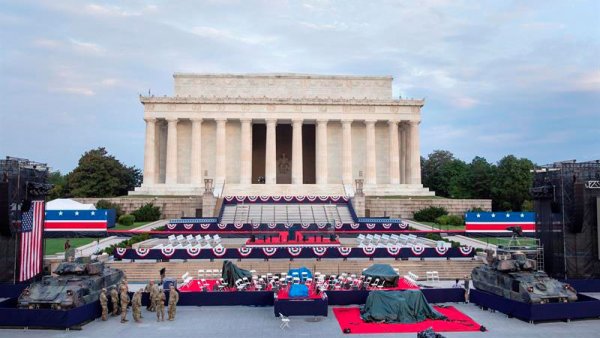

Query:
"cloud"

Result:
[[571, 71, 600, 92], [69, 38, 104, 54], [52, 87, 96, 96]]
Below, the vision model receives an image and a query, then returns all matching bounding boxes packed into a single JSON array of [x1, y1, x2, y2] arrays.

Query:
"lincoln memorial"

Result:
[[131, 73, 433, 197]]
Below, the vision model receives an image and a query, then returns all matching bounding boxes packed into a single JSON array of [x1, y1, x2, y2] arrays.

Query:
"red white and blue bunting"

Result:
[[435, 246, 449, 256], [263, 247, 277, 256], [114, 245, 476, 260], [186, 247, 201, 257], [288, 247, 302, 256], [338, 247, 352, 256], [411, 245, 425, 256], [238, 247, 253, 257], [222, 195, 349, 204], [135, 248, 150, 257], [312, 247, 327, 256], [459, 246, 473, 256], [212, 246, 227, 257]]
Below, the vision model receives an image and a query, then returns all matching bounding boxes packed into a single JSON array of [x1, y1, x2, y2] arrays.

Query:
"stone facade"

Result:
[[131, 73, 434, 197], [74, 197, 203, 219], [365, 197, 492, 219]]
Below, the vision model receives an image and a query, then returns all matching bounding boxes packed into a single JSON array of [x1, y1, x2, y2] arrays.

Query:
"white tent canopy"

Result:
[[46, 198, 96, 211]]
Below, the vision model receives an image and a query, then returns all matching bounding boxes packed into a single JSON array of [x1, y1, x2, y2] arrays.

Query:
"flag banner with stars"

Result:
[[44, 209, 109, 232], [19, 200, 44, 282], [464, 212, 535, 233]]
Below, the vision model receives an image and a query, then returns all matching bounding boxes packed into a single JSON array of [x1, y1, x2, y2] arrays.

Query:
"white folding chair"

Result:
[[279, 313, 290, 329]]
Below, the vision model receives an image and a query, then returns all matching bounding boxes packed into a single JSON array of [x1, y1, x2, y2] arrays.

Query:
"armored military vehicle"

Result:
[[18, 258, 124, 310], [472, 251, 577, 304]]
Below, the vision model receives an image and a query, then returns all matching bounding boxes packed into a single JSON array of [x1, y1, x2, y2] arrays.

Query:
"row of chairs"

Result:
[[356, 233, 425, 248], [168, 234, 222, 247]]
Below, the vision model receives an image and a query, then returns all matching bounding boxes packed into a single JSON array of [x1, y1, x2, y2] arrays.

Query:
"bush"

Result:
[[447, 214, 464, 226], [104, 233, 150, 255], [131, 203, 161, 222], [95, 200, 124, 219], [435, 215, 449, 225], [118, 214, 135, 226], [413, 206, 448, 222]]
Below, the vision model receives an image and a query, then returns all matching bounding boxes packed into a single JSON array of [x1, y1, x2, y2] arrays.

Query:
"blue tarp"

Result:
[[288, 266, 312, 279], [288, 284, 309, 298]]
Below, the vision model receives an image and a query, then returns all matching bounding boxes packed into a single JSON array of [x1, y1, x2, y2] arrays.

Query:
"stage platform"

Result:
[[470, 288, 600, 323], [245, 231, 340, 248]]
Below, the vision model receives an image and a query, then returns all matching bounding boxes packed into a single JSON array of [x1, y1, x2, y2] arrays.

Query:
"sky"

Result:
[[0, 0, 599, 173]]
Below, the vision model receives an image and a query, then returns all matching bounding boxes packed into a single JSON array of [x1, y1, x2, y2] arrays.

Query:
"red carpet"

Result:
[[246, 231, 340, 247], [332, 306, 482, 334]]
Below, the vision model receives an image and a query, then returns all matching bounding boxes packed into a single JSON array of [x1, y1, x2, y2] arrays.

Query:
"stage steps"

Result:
[[108, 259, 482, 283]]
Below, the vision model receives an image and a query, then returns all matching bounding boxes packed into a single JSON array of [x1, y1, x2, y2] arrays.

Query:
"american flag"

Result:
[[19, 200, 44, 282]]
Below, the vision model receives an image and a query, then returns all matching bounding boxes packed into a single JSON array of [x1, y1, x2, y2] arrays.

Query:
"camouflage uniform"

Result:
[[155, 289, 166, 322], [110, 288, 120, 316], [132, 290, 142, 322], [167, 286, 179, 321], [144, 281, 157, 311], [99, 289, 108, 321], [120, 287, 130, 323]]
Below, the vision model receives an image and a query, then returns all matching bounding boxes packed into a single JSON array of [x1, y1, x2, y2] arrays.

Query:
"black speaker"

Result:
[[250, 235, 256, 242], [571, 183, 584, 233], [0, 182, 9, 237]]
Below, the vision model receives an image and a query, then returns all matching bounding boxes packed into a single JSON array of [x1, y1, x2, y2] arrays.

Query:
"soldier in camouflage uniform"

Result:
[[144, 280, 157, 311], [167, 285, 179, 321], [132, 289, 142, 323], [120, 285, 130, 323], [110, 287, 120, 316], [99, 288, 108, 321], [155, 288, 166, 322]]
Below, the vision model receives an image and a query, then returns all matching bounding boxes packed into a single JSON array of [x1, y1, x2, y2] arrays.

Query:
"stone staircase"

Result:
[[108, 259, 482, 283]]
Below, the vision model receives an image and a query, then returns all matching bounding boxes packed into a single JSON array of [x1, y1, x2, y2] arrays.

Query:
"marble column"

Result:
[[388, 120, 400, 184], [265, 119, 277, 184], [316, 119, 328, 184], [165, 118, 178, 185], [342, 120, 353, 184], [190, 118, 203, 186], [240, 118, 253, 184], [143, 118, 157, 185], [409, 121, 422, 184], [400, 123, 407, 184], [215, 118, 227, 182], [365, 120, 377, 185], [292, 119, 303, 184]]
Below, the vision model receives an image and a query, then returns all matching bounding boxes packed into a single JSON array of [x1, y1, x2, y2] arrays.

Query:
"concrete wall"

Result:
[[74, 197, 203, 219], [365, 197, 492, 219]]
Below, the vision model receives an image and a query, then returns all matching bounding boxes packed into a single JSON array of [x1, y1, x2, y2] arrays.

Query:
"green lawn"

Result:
[[44, 221, 150, 255], [420, 221, 465, 231], [477, 237, 538, 246]]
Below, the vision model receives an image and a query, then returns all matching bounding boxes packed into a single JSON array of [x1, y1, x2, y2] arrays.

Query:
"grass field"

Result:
[[476, 237, 538, 246], [44, 221, 150, 255], [421, 221, 465, 231]]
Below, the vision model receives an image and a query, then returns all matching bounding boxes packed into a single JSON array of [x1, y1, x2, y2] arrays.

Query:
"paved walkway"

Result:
[[405, 220, 494, 250]]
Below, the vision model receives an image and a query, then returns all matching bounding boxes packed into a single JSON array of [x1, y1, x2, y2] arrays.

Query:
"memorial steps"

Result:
[[220, 203, 354, 225], [107, 259, 482, 283], [222, 184, 347, 197]]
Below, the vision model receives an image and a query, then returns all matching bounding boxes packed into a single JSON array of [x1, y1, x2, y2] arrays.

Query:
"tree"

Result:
[[491, 155, 534, 211], [66, 147, 141, 197], [47, 171, 67, 200], [422, 150, 456, 197], [467, 156, 495, 199]]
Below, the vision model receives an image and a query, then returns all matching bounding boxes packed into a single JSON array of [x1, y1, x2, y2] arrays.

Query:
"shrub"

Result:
[[131, 203, 161, 222], [118, 214, 135, 226], [446, 214, 464, 226], [413, 206, 448, 222], [95, 199, 123, 218], [435, 215, 450, 225], [425, 233, 443, 241]]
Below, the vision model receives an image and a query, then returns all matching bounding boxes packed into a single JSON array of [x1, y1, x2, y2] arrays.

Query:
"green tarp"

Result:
[[221, 260, 252, 287], [360, 290, 447, 323], [361, 264, 399, 286]]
